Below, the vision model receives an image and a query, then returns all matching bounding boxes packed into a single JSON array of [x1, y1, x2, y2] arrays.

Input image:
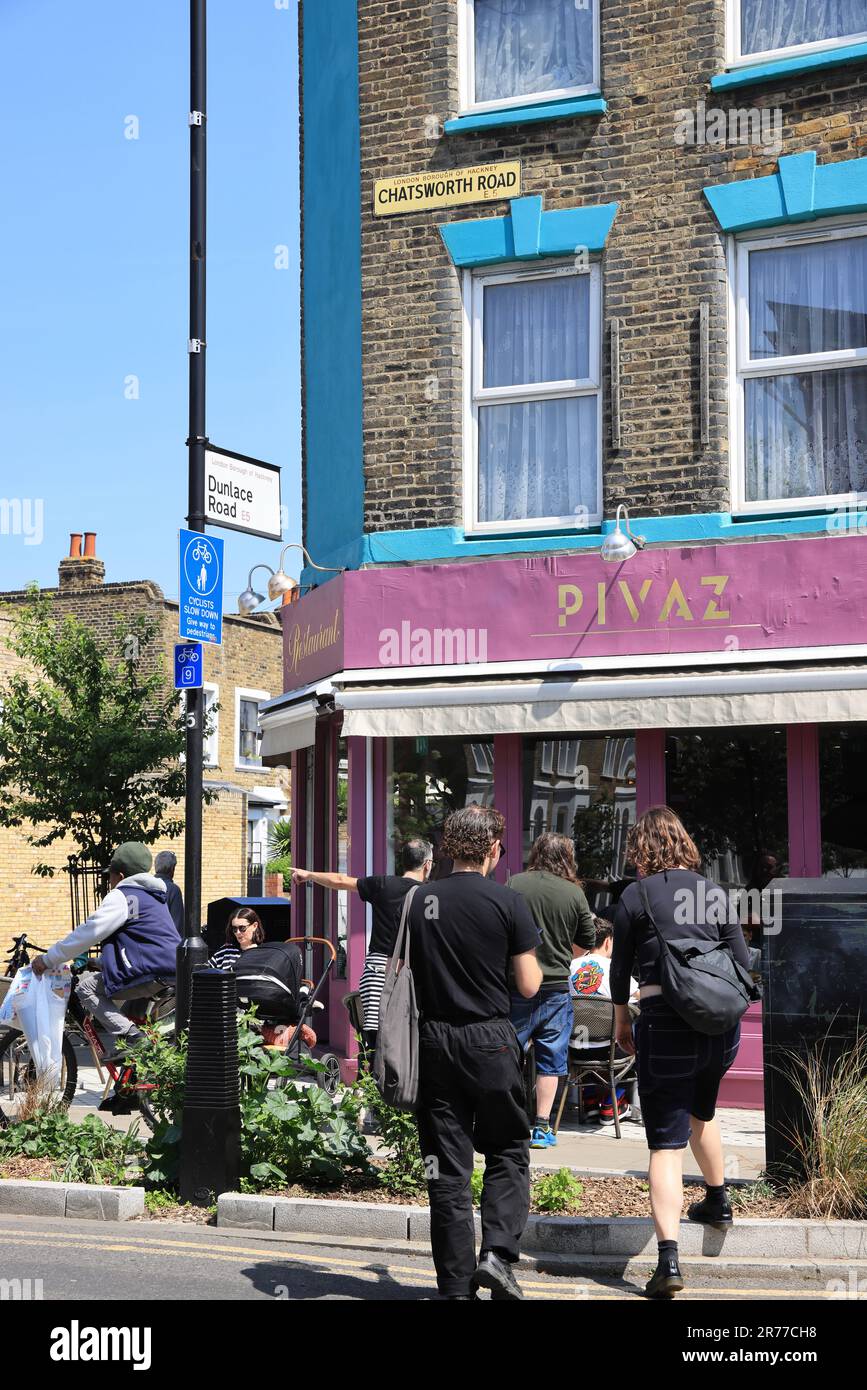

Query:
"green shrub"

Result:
[[355, 1070, 426, 1196], [0, 1105, 142, 1187], [137, 1013, 373, 1193], [532, 1168, 583, 1214], [470, 1166, 484, 1208], [777, 1033, 867, 1220]]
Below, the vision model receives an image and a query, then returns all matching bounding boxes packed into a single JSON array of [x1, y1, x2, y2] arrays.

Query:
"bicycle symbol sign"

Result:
[[179, 528, 224, 646]]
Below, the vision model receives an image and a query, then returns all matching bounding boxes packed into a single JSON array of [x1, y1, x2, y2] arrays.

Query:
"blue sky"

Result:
[[0, 0, 300, 607]]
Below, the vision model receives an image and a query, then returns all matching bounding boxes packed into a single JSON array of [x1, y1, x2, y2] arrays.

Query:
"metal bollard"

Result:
[[175, 932, 210, 1041], [179, 969, 241, 1206]]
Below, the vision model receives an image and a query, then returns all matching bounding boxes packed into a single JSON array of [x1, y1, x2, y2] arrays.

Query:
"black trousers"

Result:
[[416, 1017, 530, 1297]]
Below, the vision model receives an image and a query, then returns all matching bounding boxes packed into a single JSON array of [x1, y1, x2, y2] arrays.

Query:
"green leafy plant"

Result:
[[355, 1070, 426, 1196], [0, 1104, 143, 1186], [266, 819, 293, 890], [137, 1013, 373, 1193], [531, 1168, 584, 1214], [470, 1165, 484, 1208]]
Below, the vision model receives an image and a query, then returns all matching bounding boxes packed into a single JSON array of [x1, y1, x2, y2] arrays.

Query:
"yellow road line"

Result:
[[0, 1230, 859, 1299]]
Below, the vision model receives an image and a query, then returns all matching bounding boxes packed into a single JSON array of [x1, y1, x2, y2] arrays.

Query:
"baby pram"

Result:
[[242, 936, 343, 1096]]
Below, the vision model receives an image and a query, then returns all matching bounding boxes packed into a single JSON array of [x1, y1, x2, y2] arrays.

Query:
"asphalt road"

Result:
[[0, 1215, 853, 1303]]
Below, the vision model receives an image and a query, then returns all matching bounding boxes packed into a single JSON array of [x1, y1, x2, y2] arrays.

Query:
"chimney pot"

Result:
[[83, 532, 97, 558], [69, 533, 82, 559]]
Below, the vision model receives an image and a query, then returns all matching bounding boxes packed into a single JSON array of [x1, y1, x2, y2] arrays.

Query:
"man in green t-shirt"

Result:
[[508, 833, 596, 1148]]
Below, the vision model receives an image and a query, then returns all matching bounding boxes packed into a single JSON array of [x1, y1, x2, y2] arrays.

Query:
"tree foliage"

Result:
[[0, 589, 192, 874]]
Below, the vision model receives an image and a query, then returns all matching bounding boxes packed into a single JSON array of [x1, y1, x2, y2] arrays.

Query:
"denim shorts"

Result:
[[510, 990, 573, 1076], [635, 997, 741, 1150]]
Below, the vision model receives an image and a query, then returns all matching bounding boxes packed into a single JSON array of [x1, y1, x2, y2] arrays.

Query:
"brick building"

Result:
[[0, 535, 287, 957], [264, 1, 867, 1076]]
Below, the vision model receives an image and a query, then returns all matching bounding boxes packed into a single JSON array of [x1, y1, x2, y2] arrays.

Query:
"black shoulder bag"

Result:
[[639, 881, 762, 1036]]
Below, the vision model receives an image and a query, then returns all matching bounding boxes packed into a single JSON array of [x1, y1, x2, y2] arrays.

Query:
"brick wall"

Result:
[[0, 578, 285, 957], [353, 0, 867, 530]]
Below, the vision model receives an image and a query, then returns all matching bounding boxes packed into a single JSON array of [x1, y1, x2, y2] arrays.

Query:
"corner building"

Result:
[[263, 0, 867, 1083]]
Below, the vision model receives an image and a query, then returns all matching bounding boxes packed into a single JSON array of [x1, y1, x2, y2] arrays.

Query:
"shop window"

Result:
[[459, 0, 599, 112], [387, 737, 494, 871], [334, 736, 349, 975], [522, 735, 636, 886], [465, 262, 602, 532], [820, 724, 867, 876], [235, 688, 269, 768], [665, 728, 789, 888], [732, 223, 867, 513], [731, 1, 867, 64]]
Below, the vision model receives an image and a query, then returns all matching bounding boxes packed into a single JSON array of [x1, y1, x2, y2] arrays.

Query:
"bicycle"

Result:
[[0, 933, 175, 1128]]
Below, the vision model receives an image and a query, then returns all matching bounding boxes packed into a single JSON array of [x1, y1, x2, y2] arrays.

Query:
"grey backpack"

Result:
[[640, 881, 761, 1036], [373, 884, 420, 1112]]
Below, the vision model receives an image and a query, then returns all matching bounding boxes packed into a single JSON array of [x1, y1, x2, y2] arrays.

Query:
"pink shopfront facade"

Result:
[[261, 531, 867, 1091]]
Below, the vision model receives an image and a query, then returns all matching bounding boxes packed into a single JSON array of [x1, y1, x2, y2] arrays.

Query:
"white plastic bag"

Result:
[[0, 965, 72, 1085]]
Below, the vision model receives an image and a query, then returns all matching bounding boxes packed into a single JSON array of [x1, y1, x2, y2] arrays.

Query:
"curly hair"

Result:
[[527, 831, 581, 885], [626, 805, 701, 877], [226, 906, 264, 946], [442, 804, 505, 867]]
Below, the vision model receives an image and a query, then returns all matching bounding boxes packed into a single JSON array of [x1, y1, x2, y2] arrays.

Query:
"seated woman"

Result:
[[210, 910, 317, 1052], [208, 906, 263, 970]]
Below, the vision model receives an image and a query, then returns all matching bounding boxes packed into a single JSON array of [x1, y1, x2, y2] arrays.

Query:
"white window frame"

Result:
[[235, 687, 270, 770], [203, 682, 219, 768], [726, 1, 867, 68], [457, 0, 601, 115], [462, 259, 603, 534], [728, 215, 867, 516]]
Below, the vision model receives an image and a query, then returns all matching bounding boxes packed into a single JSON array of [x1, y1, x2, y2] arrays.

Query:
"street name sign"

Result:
[[179, 529, 224, 646], [373, 161, 521, 217], [174, 642, 203, 689], [205, 445, 282, 541]]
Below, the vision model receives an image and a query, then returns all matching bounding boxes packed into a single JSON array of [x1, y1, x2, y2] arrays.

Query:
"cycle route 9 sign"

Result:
[[174, 642, 203, 689], [179, 529, 224, 645]]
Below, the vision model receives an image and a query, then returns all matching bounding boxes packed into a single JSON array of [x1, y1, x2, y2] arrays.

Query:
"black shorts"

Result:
[[634, 998, 740, 1151]]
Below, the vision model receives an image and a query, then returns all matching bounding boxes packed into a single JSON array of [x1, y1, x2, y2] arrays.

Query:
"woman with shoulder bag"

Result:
[[611, 806, 755, 1300]]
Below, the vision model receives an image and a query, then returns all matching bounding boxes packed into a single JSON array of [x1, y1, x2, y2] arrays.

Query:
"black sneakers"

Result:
[[471, 1251, 524, 1301], [688, 1193, 733, 1227], [644, 1257, 685, 1299]]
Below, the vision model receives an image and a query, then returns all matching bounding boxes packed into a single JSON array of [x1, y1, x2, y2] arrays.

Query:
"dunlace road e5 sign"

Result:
[[205, 445, 282, 542]]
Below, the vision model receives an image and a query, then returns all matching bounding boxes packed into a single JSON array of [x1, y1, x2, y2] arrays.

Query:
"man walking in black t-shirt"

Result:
[[408, 805, 542, 1301]]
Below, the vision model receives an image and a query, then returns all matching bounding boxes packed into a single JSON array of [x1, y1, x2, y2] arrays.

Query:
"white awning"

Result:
[[336, 666, 867, 738], [260, 697, 319, 762]]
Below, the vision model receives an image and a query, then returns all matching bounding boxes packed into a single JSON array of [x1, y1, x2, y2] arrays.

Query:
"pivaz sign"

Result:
[[205, 445, 281, 542], [174, 642, 203, 689], [179, 529, 224, 646]]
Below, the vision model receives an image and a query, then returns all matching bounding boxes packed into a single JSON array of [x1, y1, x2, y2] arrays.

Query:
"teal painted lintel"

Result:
[[300, 510, 847, 586], [711, 39, 867, 91], [444, 93, 606, 135]]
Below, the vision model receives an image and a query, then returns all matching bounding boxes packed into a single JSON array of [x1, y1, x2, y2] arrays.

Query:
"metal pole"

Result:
[[178, 0, 209, 1036]]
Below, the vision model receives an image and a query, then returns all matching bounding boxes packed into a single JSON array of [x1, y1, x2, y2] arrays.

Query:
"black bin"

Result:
[[763, 878, 867, 1180], [205, 896, 291, 954]]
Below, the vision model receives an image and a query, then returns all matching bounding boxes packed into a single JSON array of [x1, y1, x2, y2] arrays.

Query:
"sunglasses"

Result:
[[232, 923, 254, 934]]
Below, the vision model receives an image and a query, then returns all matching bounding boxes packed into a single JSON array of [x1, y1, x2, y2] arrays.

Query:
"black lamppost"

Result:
[[177, 0, 210, 1036]]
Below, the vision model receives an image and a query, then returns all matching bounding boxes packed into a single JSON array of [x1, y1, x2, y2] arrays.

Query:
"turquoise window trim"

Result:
[[444, 92, 606, 135], [704, 151, 867, 233], [299, 510, 845, 585], [439, 194, 619, 269], [711, 38, 867, 92]]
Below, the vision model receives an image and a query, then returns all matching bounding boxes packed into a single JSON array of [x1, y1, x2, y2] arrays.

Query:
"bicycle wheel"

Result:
[[0, 1028, 78, 1125]]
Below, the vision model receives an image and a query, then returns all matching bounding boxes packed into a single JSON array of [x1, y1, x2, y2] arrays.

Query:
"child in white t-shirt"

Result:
[[569, 917, 638, 1003]]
